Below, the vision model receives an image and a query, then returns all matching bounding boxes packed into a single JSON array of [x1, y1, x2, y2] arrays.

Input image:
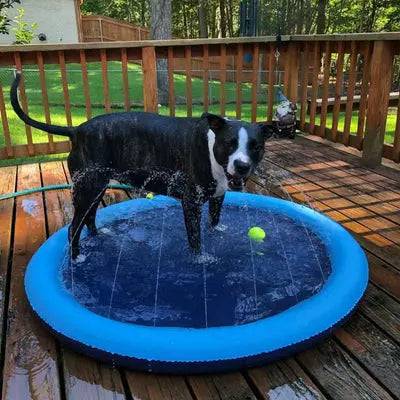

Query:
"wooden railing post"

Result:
[[361, 41, 394, 167], [142, 46, 158, 112]]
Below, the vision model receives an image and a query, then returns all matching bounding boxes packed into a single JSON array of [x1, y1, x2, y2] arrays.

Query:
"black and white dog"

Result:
[[11, 72, 295, 258]]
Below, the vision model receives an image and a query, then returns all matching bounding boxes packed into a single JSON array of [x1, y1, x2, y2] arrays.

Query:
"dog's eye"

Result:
[[250, 141, 264, 152]]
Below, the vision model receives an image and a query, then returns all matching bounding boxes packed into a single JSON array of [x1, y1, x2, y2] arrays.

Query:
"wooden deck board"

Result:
[[0, 138, 400, 399]]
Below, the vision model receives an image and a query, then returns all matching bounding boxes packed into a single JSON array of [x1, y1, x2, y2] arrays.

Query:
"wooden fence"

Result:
[[82, 15, 149, 42], [0, 34, 399, 166]]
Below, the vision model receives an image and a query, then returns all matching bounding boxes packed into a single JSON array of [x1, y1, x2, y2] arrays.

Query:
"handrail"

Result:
[[1, 32, 400, 53]]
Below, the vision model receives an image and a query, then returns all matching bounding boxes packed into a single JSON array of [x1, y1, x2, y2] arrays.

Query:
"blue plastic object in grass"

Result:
[[25, 192, 368, 373]]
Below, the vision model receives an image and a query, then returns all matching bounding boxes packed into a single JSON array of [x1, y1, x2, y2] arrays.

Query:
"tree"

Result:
[[316, 0, 328, 33], [0, 0, 20, 34], [150, 0, 172, 105], [199, 0, 208, 37]]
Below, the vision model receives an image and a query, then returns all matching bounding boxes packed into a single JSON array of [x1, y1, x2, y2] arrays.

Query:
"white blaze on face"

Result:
[[207, 129, 228, 197], [227, 127, 250, 176]]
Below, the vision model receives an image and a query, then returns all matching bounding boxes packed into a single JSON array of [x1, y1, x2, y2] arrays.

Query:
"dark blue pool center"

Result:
[[25, 192, 368, 373]]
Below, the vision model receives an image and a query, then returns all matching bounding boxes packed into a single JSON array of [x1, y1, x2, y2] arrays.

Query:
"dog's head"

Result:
[[202, 113, 276, 191]]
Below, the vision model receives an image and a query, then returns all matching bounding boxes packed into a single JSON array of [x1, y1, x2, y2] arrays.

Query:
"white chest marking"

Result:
[[227, 127, 250, 176], [207, 129, 228, 197]]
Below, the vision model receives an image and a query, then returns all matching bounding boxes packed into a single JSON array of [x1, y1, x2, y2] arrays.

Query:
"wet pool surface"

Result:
[[61, 203, 332, 328]]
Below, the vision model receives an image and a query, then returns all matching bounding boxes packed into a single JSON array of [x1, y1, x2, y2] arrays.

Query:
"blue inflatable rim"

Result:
[[25, 192, 369, 371]]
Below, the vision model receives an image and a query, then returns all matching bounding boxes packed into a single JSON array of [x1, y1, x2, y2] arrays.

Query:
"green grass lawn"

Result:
[[0, 61, 397, 166]]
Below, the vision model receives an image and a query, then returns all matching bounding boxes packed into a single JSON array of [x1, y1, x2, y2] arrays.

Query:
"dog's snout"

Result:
[[234, 159, 251, 176]]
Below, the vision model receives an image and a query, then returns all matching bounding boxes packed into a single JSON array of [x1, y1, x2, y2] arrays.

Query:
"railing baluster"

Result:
[[362, 41, 394, 167], [14, 52, 34, 156], [142, 46, 158, 112], [100, 49, 111, 113], [220, 44, 227, 117], [267, 44, 275, 122], [185, 46, 192, 117], [167, 47, 175, 116], [288, 42, 299, 103], [0, 82, 13, 158], [319, 41, 331, 138], [331, 41, 345, 142], [393, 94, 400, 162], [203, 44, 209, 113], [309, 42, 320, 134], [251, 43, 259, 123], [236, 44, 243, 119], [356, 42, 372, 149], [58, 51, 73, 127], [121, 48, 130, 112], [37, 51, 54, 152], [343, 41, 358, 145], [299, 43, 310, 130], [79, 49, 92, 119]]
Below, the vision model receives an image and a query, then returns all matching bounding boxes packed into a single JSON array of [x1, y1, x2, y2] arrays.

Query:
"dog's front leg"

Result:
[[208, 194, 225, 227], [182, 195, 202, 253]]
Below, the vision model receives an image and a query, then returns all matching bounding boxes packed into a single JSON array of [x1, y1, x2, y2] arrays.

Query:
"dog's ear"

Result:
[[257, 122, 276, 141], [201, 112, 226, 131]]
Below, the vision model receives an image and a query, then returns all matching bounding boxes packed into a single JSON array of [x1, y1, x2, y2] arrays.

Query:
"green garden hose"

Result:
[[0, 183, 135, 201]]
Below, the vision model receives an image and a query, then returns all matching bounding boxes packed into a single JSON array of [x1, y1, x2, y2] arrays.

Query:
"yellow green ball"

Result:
[[248, 226, 266, 242], [146, 192, 154, 200]]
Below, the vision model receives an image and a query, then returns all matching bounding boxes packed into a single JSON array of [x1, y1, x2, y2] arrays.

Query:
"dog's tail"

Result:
[[11, 71, 75, 138]]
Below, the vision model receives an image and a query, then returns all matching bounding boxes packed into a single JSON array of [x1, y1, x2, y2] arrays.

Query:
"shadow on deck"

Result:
[[0, 136, 399, 400]]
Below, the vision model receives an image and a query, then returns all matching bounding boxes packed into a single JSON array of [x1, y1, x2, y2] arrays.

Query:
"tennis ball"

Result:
[[248, 226, 266, 242], [146, 192, 154, 200]]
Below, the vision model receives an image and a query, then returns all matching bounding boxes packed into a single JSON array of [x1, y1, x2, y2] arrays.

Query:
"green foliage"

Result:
[[12, 7, 37, 44], [80, 0, 400, 38], [0, 0, 20, 34]]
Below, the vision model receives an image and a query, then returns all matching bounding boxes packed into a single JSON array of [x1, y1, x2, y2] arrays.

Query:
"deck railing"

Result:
[[0, 33, 399, 166]]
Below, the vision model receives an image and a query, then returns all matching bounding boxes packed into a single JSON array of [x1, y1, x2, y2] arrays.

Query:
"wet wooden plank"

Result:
[[203, 44, 209, 113], [40, 161, 128, 400], [360, 284, 400, 342], [0, 166, 17, 352], [37, 51, 54, 151], [343, 42, 358, 146], [296, 340, 394, 400], [2, 163, 61, 400], [188, 372, 257, 400], [247, 359, 327, 399], [336, 313, 400, 397], [63, 351, 126, 400], [319, 41, 331, 138], [309, 42, 320, 134], [58, 51, 73, 126], [331, 42, 345, 142], [121, 48, 130, 113], [220, 44, 226, 117], [100, 49, 111, 113], [80, 49, 92, 119], [251, 43, 259, 123], [167, 47, 175, 116], [185, 46, 192, 117], [14, 53, 34, 155], [125, 372, 193, 400], [235, 43, 243, 120]]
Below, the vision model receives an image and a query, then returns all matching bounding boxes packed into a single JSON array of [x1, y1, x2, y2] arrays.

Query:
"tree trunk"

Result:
[[316, 0, 327, 34], [199, 0, 208, 38], [150, 0, 171, 105], [140, 0, 146, 26], [219, 0, 226, 37]]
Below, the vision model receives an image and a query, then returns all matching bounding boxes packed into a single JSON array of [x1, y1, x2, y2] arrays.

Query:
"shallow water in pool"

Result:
[[61, 203, 332, 328]]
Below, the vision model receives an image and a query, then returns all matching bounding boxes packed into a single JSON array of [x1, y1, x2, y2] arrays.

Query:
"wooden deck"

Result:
[[0, 136, 400, 400]]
